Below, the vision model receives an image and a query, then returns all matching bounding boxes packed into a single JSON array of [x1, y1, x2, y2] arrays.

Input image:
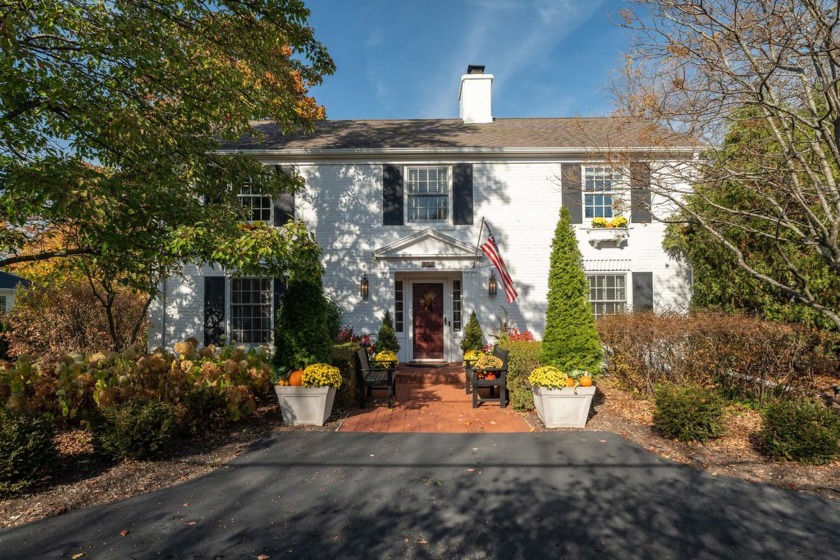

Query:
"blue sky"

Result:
[[306, 0, 631, 120]]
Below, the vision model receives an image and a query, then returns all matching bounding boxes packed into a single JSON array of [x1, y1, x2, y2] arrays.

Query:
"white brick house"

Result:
[[148, 66, 695, 363]]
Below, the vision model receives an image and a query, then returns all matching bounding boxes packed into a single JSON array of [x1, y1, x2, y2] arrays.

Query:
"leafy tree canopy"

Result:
[[0, 0, 334, 291]]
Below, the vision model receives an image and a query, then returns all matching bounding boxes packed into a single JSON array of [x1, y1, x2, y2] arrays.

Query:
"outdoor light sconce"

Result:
[[360, 273, 369, 300], [488, 271, 498, 296]]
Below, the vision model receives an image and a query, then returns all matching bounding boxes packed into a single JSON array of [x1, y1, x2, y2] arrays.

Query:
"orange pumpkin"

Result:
[[289, 370, 304, 386], [565, 377, 576, 387], [485, 373, 497, 380], [579, 376, 593, 387]]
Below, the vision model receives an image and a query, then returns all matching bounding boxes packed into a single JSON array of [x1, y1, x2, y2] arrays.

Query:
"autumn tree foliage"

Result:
[[0, 1, 334, 306], [614, 0, 840, 329]]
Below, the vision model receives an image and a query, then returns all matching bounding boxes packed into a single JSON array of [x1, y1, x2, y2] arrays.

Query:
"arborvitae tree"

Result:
[[460, 311, 485, 353], [273, 276, 333, 370], [541, 206, 603, 372], [375, 310, 400, 353]]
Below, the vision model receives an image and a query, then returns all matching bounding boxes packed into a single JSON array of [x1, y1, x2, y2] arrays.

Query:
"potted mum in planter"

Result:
[[274, 363, 342, 426], [529, 366, 595, 428]]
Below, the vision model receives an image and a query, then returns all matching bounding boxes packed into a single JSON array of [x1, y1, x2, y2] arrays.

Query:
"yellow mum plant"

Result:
[[474, 354, 502, 370], [463, 349, 483, 364], [609, 216, 628, 228], [591, 217, 609, 228], [374, 350, 398, 364], [302, 363, 343, 388], [528, 366, 569, 389]]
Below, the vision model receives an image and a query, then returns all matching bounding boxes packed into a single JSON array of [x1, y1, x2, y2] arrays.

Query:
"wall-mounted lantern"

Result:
[[360, 273, 369, 300], [488, 270, 498, 296]]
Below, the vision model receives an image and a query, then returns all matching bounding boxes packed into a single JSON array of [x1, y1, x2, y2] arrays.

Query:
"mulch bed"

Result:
[[3, 383, 840, 529]]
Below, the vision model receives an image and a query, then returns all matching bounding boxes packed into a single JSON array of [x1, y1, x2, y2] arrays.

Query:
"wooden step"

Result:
[[397, 368, 465, 386]]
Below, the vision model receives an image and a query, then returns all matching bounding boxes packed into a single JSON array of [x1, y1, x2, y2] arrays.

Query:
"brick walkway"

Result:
[[339, 363, 531, 433]]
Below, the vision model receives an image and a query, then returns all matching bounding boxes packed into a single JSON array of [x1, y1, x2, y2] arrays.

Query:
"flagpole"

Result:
[[472, 217, 486, 268]]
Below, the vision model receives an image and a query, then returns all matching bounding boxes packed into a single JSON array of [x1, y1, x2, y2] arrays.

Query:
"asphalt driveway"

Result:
[[1, 431, 838, 559]]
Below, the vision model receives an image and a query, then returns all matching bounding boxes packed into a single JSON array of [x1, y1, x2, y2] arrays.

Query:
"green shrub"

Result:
[[759, 399, 840, 465], [178, 386, 229, 435], [273, 277, 334, 370], [499, 340, 541, 411], [375, 310, 400, 353], [653, 384, 727, 442], [460, 311, 485, 353], [94, 400, 177, 460], [541, 206, 602, 372], [0, 409, 57, 496], [331, 343, 359, 408]]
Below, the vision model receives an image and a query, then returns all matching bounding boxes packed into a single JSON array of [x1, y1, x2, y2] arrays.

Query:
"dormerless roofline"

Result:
[[214, 146, 699, 159]]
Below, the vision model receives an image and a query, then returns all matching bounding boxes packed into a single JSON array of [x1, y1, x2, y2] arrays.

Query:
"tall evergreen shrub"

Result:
[[375, 310, 400, 353], [541, 206, 603, 371], [273, 276, 334, 370], [460, 311, 485, 353]]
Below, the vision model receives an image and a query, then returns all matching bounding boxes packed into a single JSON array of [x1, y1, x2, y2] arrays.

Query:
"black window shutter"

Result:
[[383, 165, 404, 225], [273, 165, 296, 226], [561, 163, 582, 224], [632, 271, 654, 312], [273, 278, 286, 328], [452, 163, 474, 225], [274, 194, 295, 226], [204, 277, 226, 346], [630, 162, 652, 224]]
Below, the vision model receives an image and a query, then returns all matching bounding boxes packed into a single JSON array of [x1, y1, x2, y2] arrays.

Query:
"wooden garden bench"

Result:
[[355, 347, 397, 408]]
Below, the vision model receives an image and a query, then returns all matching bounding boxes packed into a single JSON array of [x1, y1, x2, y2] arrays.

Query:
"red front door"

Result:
[[412, 282, 444, 360]]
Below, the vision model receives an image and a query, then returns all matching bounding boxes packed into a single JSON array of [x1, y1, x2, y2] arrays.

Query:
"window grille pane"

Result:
[[587, 274, 627, 318], [239, 184, 272, 222], [407, 166, 449, 222], [231, 277, 272, 344], [583, 167, 623, 221], [395, 281, 404, 332], [453, 280, 462, 332]]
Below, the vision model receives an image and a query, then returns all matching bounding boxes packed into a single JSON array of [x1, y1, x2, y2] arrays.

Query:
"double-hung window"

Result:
[[584, 166, 625, 220], [239, 183, 272, 223], [406, 166, 449, 222], [231, 277, 272, 344], [588, 274, 626, 318]]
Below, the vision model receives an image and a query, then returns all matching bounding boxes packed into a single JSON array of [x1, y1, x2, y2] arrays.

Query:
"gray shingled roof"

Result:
[[0, 271, 30, 290], [220, 117, 696, 152]]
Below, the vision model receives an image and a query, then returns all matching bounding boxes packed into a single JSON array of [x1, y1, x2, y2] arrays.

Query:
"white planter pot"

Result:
[[532, 386, 596, 428], [274, 385, 337, 426], [586, 227, 629, 248]]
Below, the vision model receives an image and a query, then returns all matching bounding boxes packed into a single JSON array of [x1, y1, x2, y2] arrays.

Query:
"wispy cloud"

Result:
[[420, 0, 606, 118]]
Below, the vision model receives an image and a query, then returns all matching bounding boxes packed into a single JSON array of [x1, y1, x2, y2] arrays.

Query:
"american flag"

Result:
[[480, 228, 518, 303]]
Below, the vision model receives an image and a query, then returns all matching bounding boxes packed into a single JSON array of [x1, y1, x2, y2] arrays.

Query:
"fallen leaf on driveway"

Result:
[[186, 521, 197, 526], [120, 529, 129, 537], [465, 468, 475, 472], [257, 555, 270, 560], [71, 554, 85, 559]]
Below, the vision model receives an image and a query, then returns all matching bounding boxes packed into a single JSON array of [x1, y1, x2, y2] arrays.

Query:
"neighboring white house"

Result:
[[0, 271, 30, 314], [148, 66, 696, 363]]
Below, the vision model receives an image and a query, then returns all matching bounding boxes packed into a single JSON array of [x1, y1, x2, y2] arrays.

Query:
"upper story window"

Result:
[[406, 166, 449, 222], [239, 184, 272, 223], [584, 166, 625, 220]]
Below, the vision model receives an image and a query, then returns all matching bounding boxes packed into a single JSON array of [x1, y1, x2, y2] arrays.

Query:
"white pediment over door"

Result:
[[373, 229, 481, 261]]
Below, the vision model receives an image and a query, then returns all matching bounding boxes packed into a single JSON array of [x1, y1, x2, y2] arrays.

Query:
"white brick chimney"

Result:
[[459, 65, 493, 124]]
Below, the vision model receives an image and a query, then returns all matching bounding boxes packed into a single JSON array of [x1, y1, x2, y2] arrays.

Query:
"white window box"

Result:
[[585, 227, 629, 248]]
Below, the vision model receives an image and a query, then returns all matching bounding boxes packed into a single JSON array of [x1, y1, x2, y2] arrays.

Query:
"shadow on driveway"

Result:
[[0, 431, 837, 559]]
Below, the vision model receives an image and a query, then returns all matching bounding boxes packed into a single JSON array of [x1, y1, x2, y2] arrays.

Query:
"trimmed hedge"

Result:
[[331, 342, 359, 408], [0, 409, 57, 496], [498, 340, 541, 411], [759, 400, 840, 465], [598, 311, 837, 403], [653, 384, 727, 442], [93, 400, 177, 460]]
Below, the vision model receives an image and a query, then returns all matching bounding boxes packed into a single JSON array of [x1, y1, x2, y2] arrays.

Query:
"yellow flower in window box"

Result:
[[608, 216, 628, 228], [591, 217, 609, 228]]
